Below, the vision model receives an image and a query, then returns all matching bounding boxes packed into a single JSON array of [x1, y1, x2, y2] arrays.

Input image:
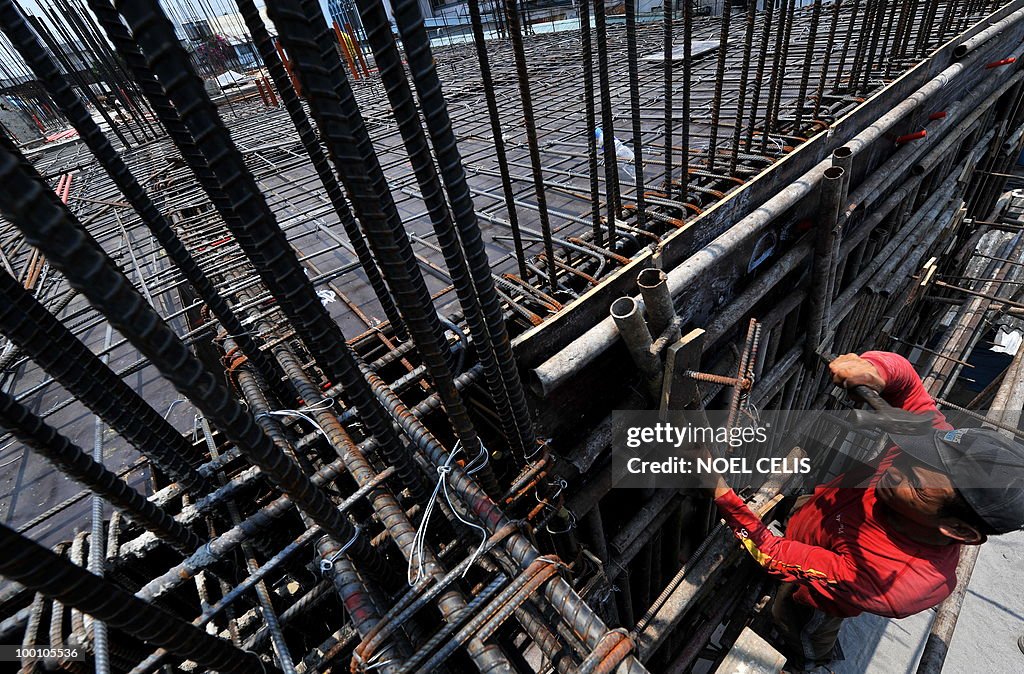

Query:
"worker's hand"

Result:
[[690, 443, 733, 499], [711, 472, 732, 500], [829, 353, 886, 392]]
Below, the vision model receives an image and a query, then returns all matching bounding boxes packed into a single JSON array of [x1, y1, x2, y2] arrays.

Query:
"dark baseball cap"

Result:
[[888, 427, 1024, 534]]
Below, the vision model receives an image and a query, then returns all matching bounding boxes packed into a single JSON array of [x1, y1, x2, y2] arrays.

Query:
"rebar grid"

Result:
[[0, 1, 1021, 673]]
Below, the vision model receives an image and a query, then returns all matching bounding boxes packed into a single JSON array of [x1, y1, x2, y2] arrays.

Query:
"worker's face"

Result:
[[875, 453, 983, 544], [876, 454, 953, 518]]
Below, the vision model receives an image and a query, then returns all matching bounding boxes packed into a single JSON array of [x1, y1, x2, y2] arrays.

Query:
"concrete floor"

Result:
[[835, 530, 1024, 674]]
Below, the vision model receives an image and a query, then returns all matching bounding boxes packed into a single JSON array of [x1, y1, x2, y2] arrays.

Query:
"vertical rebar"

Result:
[[233, 0, 407, 340], [0, 270, 208, 490], [936, 0, 957, 48], [39, 0, 143, 145], [277, 343, 510, 670], [794, 0, 823, 131], [265, 0, 494, 491], [731, 0, 758, 174], [467, 0, 531, 276], [746, 0, 775, 150], [849, 0, 875, 90], [916, 0, 941, 57], [7, 0, 298, 408], [681, 0, 692, 202], [0, 389, 202, 554], [0, 130, 378, 565], [578, 0, 604, 247], [389, 0, 538, 459], [663, 0, 673, 193], [52, 0, 153, 140], [89, 325, 112, 674], [707, 0, 732, 174], [834, 0, 861, 90], [20, 11, 130, 148], [814, 0, 843, 119], [502, 0, 559, 291], [593, 0, 621, 243], [763, 0, 789, 149], [625, 0, 647, 229], [862, 0, 887, 93], [113, 0, 420, 500], [878, 0, 899, 74]]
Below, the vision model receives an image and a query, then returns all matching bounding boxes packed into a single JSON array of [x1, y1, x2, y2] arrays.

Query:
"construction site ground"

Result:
[[835, 528, 1024, 674]]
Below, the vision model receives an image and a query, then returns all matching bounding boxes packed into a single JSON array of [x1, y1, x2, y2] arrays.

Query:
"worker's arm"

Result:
[[830, 351, 951, 429], [712, 489, 853, 589], [704, 450, 851, 590]]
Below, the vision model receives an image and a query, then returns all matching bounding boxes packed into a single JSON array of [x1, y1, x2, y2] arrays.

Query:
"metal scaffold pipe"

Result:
[[956, 5, 1024, 58], [805, 165, 846, 364], [610, 296, 661, 400]]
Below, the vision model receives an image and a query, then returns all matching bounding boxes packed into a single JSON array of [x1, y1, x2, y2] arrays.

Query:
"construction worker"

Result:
[[706, 351, 1024, 673]]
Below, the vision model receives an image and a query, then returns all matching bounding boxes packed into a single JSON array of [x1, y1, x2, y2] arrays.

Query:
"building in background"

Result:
[[327, 0, 373, 31], [179, 11, 266, 74]]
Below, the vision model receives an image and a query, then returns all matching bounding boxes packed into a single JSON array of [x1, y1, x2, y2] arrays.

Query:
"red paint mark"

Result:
[[263, 77, 278, 106], [195, 236, 233, 252], [895, 130, 927, 144], [254, 77, 269, 106], [986, 56, 1016, 69]]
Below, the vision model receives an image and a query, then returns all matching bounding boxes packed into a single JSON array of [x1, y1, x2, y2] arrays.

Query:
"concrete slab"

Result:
[[642, 40, 722, 62], [833, 531, 1024, 673], [834, 607, 932, 674], [944, 530, 1024, 674], [717, 626, 786, 674]]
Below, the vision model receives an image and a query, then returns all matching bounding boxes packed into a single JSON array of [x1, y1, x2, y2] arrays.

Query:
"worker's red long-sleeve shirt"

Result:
[[714, 351, 960, 618]]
